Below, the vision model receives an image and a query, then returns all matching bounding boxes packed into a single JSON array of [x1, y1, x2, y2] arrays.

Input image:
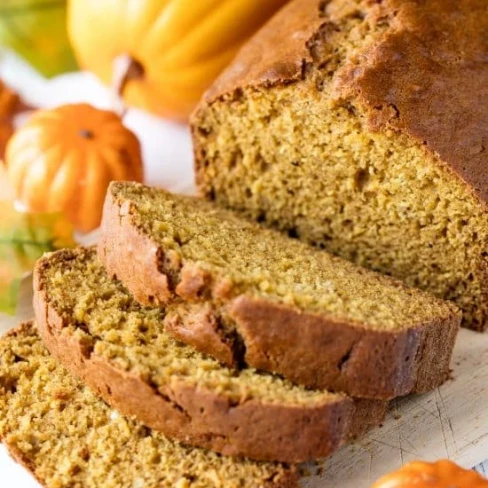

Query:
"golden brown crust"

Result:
[[336, 0, 488, 204], [346, 398, 388, 443], [201, 0, 322, 103], [164, 302, 237, 367], [98, 189, 460, 400], [195, 0, 488, 204], [33, 257, 387, 463], [99, 197, 172, 306], [228, 296, 459, 399]]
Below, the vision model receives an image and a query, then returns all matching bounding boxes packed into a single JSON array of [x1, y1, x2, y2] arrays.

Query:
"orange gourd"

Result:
[[372, 460, 488, 488], [67, 0, 290, 121], [5, 103, 143, 233], [0, 80, 26, 159], [0, 121, 14, 162]]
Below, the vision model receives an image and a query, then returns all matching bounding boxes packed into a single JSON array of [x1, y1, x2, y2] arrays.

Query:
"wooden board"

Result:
[[1, 282, 488, 487]]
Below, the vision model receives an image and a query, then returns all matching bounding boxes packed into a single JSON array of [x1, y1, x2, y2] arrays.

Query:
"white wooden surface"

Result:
[[0, 54, 487, 487], [306, 328, 488, 486]]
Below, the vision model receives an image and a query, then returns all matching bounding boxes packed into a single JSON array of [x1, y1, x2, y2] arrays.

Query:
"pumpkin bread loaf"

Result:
[[98, 182, 460, 400], [0, 322, 298, 488], [192, 0, 488, 331], [33, 247, 387, 463]]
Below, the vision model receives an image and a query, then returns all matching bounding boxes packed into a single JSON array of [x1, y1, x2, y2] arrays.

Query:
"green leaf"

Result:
[[0, 0, 78, 78], [0, 276, 21, 315], [0, 201, 75, 315]]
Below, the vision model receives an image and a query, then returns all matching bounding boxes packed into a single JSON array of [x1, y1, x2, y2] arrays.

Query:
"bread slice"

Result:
[[98, 181, 460, 400], [0, 322, 298, 488], [191, 0, 488, 332], [33, 247, 387, 463]]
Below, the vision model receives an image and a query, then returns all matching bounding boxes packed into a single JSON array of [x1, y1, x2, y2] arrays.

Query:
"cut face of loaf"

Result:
[[192, 0, 488, 331], [98, 182, 460, 400], [0, 323, 298, 488], [33, 247, 387, 463]]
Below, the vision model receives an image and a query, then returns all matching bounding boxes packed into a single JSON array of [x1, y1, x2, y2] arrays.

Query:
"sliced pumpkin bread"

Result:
[[33, 247, 387, 463], [191, 0, 488, 331], [98, 181, 460, 400], [0, 322, 298, 488]]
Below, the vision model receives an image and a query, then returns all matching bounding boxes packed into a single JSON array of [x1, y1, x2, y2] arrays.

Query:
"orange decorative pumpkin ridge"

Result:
[[0, 80, 27, 159], [67, 0, 290, 121], [372, 460, 488, 488], [5, 103, 143, 233]]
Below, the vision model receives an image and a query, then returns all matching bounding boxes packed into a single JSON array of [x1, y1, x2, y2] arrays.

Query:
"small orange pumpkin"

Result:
[[0, 121, 14, 162], [0, 80, 26, 159], [372, 460, 488, 488], [6, 103, 143, 233]]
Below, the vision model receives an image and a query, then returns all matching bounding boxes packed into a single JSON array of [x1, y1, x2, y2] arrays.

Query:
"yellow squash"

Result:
[[5, 104, 144, 233], [68, 0, 290, 121]]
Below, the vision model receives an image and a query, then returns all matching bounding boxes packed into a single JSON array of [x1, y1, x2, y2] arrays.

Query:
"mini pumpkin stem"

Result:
[[112, 54, 144, 118], [79, 129, 94, 139]]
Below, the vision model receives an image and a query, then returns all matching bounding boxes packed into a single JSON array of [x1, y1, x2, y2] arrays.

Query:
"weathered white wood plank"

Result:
[[303, 328, 488, 487], [476, 463, 488, 476]]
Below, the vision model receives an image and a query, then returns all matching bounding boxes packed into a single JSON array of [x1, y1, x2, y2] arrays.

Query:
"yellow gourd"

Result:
[[68, 0, 290, 121], [5, 104, 144, 233]]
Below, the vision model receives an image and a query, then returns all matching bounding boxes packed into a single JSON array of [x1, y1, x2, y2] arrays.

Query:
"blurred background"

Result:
[[0, 0, 197, 194]]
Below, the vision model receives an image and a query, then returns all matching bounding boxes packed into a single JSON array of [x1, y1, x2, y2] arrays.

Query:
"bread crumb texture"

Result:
[[113, 182, 457, 332], [37, 247, 335, 407], [193, 0, 488, 330], [0, 323, 296, 488]]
